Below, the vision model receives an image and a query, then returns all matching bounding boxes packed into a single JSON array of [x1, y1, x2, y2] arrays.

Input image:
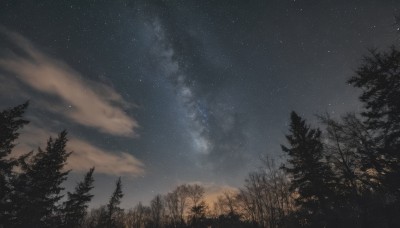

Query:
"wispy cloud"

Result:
[[0, 28, 144, 176], [67, 139, 144, 177], [0, 29, 138, 137], [15, 126, 144, 177]]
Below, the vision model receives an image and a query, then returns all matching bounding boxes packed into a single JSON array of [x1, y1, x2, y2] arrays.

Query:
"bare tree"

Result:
[[150, 194, 165, 228], [175, 184, 189, 224], [213, 191, 239, 216], [186, 185, 204, 209], [125, 202, 150, 228], [320, 113, 377, 194], [83, 206, 107, 228], [238, 156, 293, 227], [164, 184, 190, 226], [186, 184, 207, 225], [164, 191, 180, 226]]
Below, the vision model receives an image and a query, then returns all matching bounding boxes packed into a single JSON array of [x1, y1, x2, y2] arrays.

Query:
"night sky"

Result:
[[0, 0, 399, 208]]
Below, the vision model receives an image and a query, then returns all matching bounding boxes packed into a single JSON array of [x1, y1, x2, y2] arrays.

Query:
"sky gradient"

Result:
[[0, 0, 399, 208]]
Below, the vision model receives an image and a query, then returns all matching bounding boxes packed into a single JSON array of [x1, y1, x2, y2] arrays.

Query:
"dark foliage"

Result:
[[62, 167, 95, 228], [11, 130, 71, 227], [281, 112, 336, 227], [0, 101, 29, 227], [348, 46, 400, 227], [95, 177, 124, 228]]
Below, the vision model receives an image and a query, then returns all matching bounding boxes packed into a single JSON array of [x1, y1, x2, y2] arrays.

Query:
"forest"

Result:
[[1, 20, 400, 228]]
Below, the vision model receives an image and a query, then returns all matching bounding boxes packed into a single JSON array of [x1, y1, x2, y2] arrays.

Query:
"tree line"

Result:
[[1, 34, 400, 228]]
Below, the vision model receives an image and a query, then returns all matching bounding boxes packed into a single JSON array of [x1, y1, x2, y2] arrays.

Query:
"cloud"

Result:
[[67, 139, 144, 177], [0, 28, 144, 176], [0, 29, 138, 137], [15, 125, 144, 177]]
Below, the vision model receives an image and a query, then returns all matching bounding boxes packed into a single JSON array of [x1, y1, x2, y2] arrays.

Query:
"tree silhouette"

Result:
[[150, 194, 165, 228], [189, 201, 208, 227], [125, 202, 151, 228], [348, 47, 400, 227], [281, 112, 335, 227], [12, 130, 71, 227], [62, 167, 95, 228], [0, 102, 29, 227], [186, 185, 206, 227], [99, 177, 124, 228]]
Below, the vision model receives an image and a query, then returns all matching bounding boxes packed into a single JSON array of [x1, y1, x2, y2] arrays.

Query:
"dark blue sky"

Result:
[[0, 0, 399, 207]]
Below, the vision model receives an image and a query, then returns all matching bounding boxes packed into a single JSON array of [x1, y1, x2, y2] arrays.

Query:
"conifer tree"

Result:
[[0, 102, 29, 227], [98, 177, 124, 228], [348, 47, 400, 226], [12, 130, 71, 227], [281, 112, 335, 227], [62, 167, 95, 228], [108, 177, 123, 224]]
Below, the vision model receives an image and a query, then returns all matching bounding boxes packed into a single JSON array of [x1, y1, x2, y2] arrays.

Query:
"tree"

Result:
[[0, 101, 29, 177], [150, 194, 165, 228], [11, 130, 71, 227], [235, 156, 293, 228], [164, 184, 190, 226], [213, 191, 240, 218], [349, 47, 400, 187], [125, 202, 151, 228], [189, 201, 208, 227], [320, 114, 364, 195], [98, 177, 124, 228], [62, 167, 95, 228], [186, 184, 207, 227], [84, 206, 108, 228], [281, 112, 335, 227], [348, 46, 400, 226], [319, 113, 380, 227], [164, 190, 180, 226], [0, 102, 29, 227], [175, 184, 189, 224]]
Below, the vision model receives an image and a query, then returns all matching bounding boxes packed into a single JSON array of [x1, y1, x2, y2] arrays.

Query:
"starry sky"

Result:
[[0, 0, 399, 208]]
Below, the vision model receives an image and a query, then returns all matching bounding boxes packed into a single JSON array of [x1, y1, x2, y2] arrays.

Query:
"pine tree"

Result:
[[348, 46, 400, 226], [281, 112, 335, 227], [11, 130, 71, 227], [98, 177, 124, 228], [0, 102, 29, 227], [62, 167, 95, 228]]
